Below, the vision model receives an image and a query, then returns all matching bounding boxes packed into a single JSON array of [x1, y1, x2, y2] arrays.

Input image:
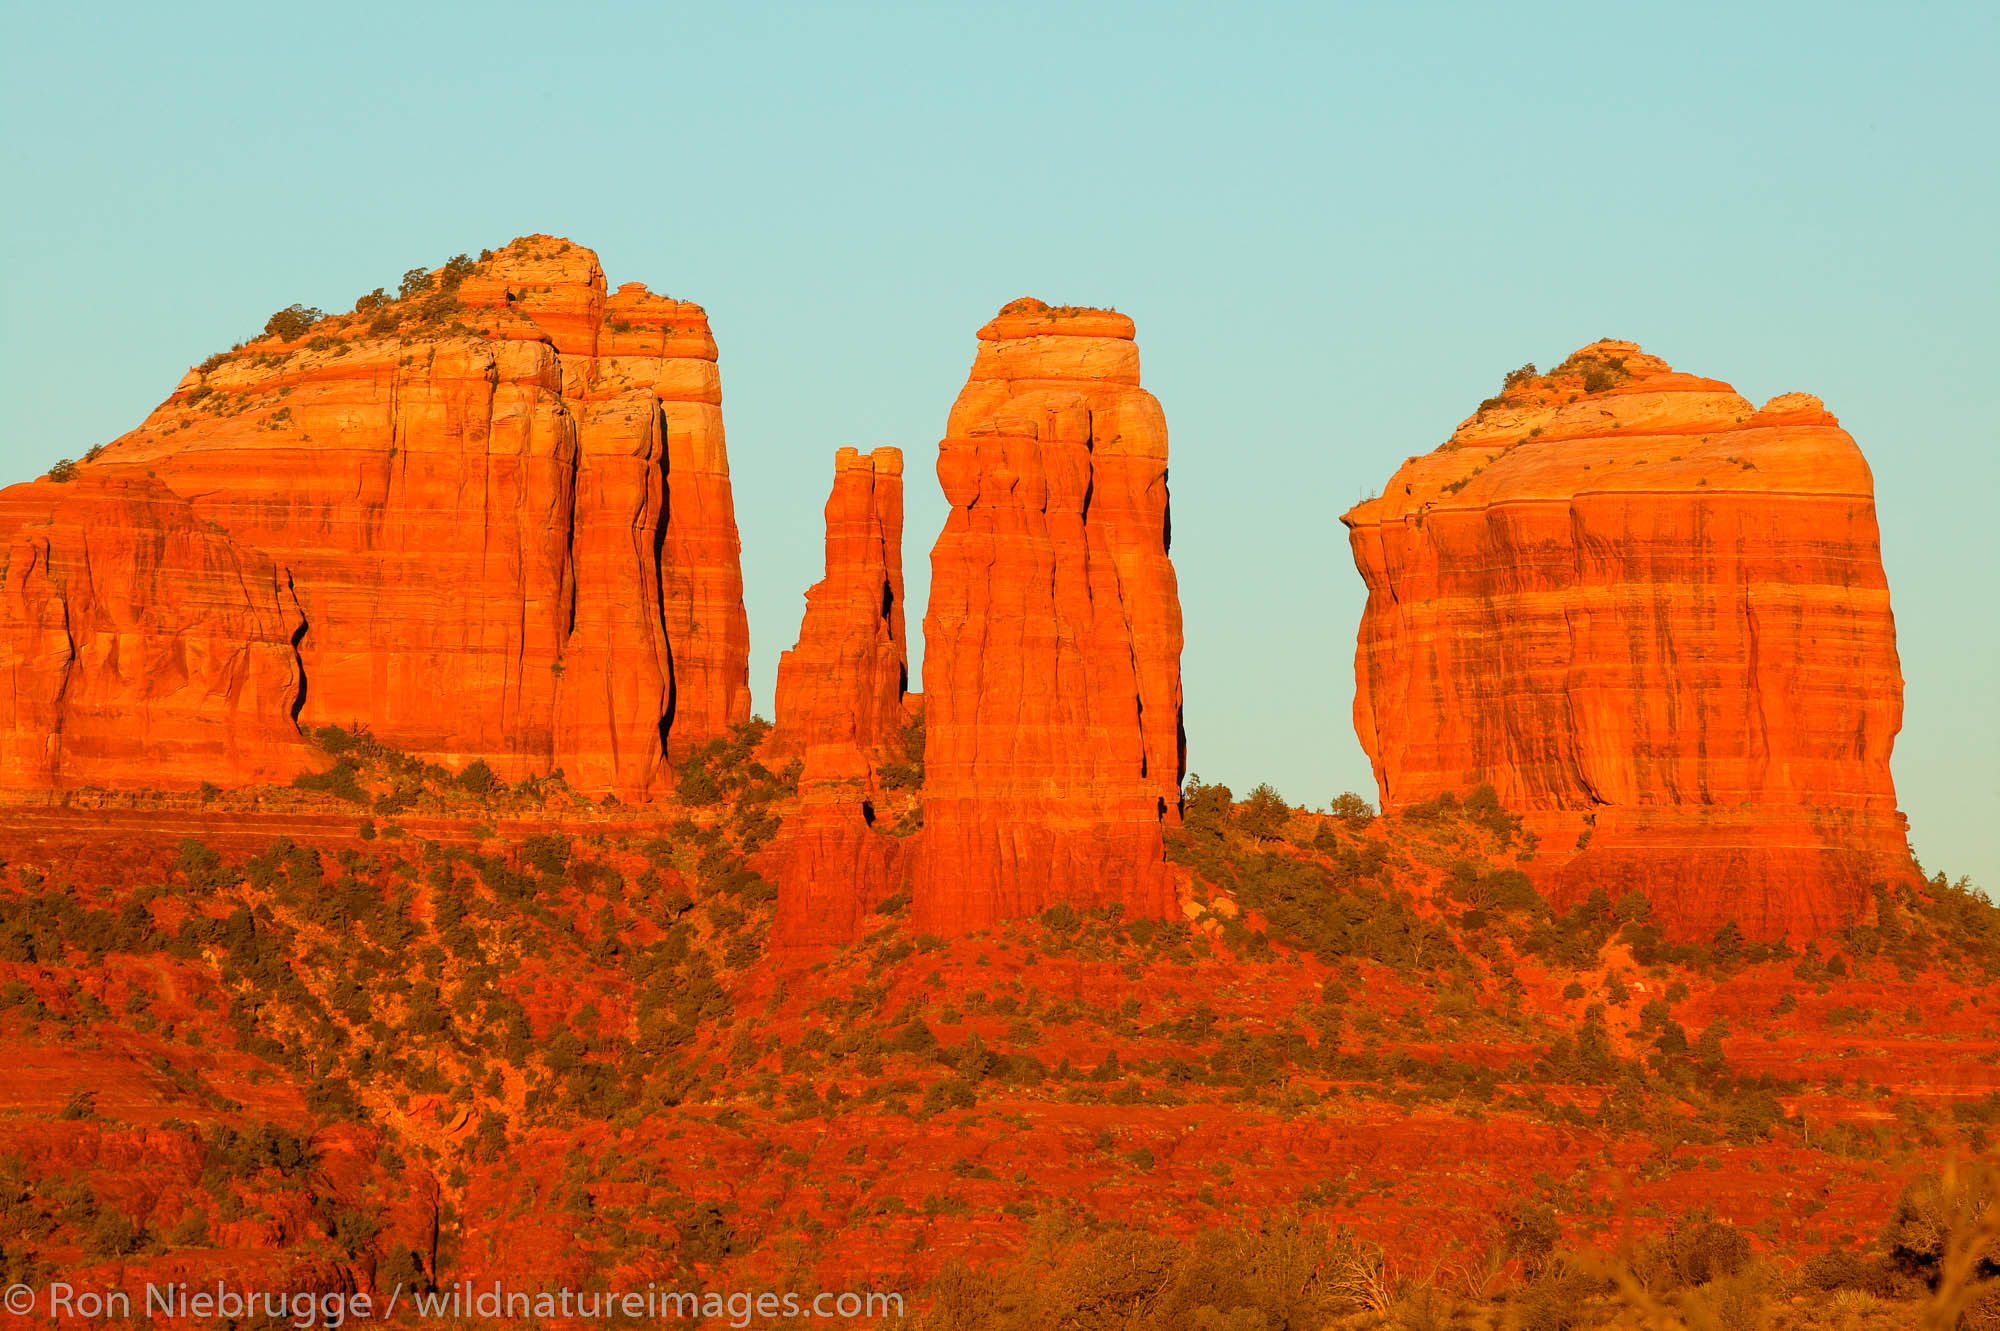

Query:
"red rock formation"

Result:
[[16, 236, 750, 797], [0, 473, 309, 790], [769, 447, 910, 947], [1343, 341, 1912, 939], [770, 447, 909, 779], [915, 300, 1185, 934]]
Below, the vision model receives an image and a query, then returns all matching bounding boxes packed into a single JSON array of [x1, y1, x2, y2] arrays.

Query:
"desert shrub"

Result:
[[1883, 1162, 2000, 1282], [1458, 783, 1523, 845], [165, 1207, 210, 1247], [1677, 1264, 1775, 1331], [1239, 783, 1291, 840], [1635, 1208, 1751, 1291], [876, 705, 925, 789], [1503, 1200, 1561, 1276], [1182, 776, 1234, 832], [311, 723, 363, 755], [455, 759, 497, 796], [89, 1208, 144, 1257], [293, 757, 366, 803], [674, 718, 782, 807], [378, 1244, 430, 1292], [1523, 887, 1619, 968], [1514, 1271, 1598, 1331], [1555, 349, 1630, 394], [175, 838, 237, 892], [519, 834, 570, 878], [263, 304, 323, 341], [1443, 861, 1543, 916], [437, 253, 476, 291], [675, 1202, 745, 1262], [1328, 791, 1374, 828], [398, 267, 431, 299], [45, 458, 78, 483], [1401, 789, 1459, 823], [1254, 856, 1447, 969], [1798, 1246, 1880, 1293]]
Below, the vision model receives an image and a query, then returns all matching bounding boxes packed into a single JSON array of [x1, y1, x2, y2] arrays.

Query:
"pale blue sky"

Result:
[[3, 2, 1993, 890]]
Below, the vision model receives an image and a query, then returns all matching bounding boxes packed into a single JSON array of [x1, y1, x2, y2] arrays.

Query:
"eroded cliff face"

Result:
[[915, 300, 1186, 934], [2, 236, 750, 796], [0, 474, 310, 790], [769, 447, 911, 946], [1344, 341, 1911, 939]]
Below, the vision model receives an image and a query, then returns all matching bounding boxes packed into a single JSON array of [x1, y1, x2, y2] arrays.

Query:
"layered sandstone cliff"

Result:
[[915, 300, 1185, 934], [769, 447, 911, 946], [0, 236, 749, 796], [1343, 341, 1911, 939], [0, 474, 310, 790]]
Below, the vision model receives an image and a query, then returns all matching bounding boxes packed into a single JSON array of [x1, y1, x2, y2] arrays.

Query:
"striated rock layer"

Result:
[[916, 300, 1186, 934], [0, 236, 750, 796], [769, 447, 912, 947], [0, 474, 310, 790], [1343, 341, 1912, 939]]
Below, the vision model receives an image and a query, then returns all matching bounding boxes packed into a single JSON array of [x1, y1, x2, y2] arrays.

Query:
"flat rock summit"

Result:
[[1343, 341, 1912, 940]]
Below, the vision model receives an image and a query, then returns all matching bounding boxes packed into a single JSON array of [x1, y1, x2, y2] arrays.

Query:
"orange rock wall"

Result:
[[770, 447, 911, 946], [1343, 342, 1912, 939], [0, 236, 750, 796], [0, 474, 310, 790], [915, 300, 1185, 934]]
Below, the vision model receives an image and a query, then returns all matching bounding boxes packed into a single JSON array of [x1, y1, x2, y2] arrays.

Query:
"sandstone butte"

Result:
[[915, 299, 1186, 935], [0, 236, 750, 799], [1343, 340, 1913, 940], [766, 446, 912, 947]]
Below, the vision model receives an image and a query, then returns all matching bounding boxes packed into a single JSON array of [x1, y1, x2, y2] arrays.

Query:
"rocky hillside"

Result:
[[0, 756, 1991, 1327]]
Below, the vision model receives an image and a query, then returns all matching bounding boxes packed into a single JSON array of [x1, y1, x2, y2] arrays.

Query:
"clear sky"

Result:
[[3, 2, 1994, 891]]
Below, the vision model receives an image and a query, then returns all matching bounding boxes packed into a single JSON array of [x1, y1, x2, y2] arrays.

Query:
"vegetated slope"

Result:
[[1, 743, 1994, 1327]]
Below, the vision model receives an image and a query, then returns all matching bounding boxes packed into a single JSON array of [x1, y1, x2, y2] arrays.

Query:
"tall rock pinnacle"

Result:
[[769, 446, 911, 946], [915, 299, 1186, 934]]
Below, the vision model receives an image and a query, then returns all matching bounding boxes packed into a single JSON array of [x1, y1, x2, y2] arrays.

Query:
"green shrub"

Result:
[[879, 707, 926, 789], [455, 759, 497, 796], [1238, 783, 1290, 840], [89, 1208, 144, 1257], [293, 758, 367, 803], [166, 1208, 210, 1247], [1182, 775, 1234, 831], [1328, 791, 1374, 828], [1636, 1208, 1751, 1291], [263, 304, 323, 341]]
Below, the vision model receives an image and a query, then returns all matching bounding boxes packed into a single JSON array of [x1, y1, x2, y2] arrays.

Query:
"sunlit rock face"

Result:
[[0, 236, 750, 798], [1344, 342, 1912, 940], [916, 300, 1186, 935]]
